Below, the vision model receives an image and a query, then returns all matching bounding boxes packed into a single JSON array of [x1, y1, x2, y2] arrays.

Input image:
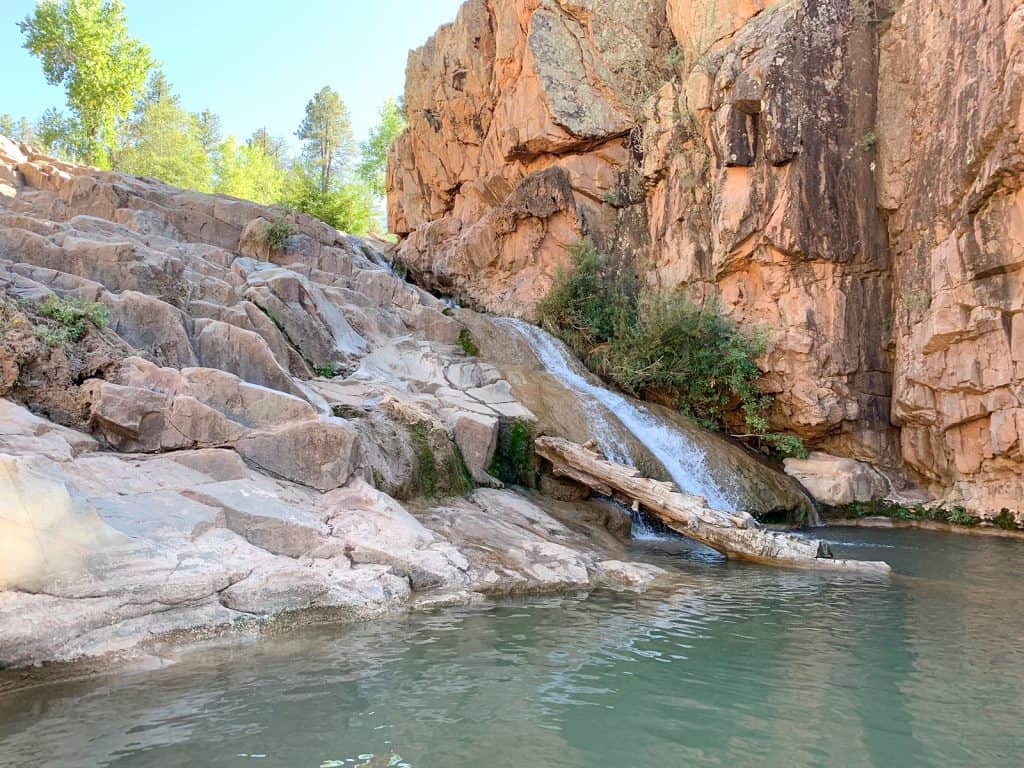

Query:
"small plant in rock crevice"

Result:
[[33, 294, 110, 346], [457, 328, 479, 357], [259, 215, 295, 252], [315, 364, 340, 378], [407, 421, 474, 499]]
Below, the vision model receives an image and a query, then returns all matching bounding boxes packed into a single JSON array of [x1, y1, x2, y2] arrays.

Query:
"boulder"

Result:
[[193, 318, 308, 399], [235, 417, 362, 492], [82, 380, 246, 453], [783, 452, 889, 507], [102, 290, 196, 368], [453, 411, 499, 484]]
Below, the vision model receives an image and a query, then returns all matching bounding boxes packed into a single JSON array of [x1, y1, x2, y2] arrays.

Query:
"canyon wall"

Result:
[[389, 0, 1024, 519]]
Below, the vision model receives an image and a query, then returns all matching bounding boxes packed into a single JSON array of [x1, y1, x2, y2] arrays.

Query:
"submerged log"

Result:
[[535, 436, 890, 573]]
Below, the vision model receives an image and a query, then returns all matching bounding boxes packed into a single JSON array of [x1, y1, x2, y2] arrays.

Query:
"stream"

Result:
[[2, 528, 1021, 767]]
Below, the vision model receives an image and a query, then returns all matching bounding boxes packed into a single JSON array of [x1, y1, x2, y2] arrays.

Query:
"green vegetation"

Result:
[[355, 97, 406, 197], [993, 509, 1019, 531], [19, 0, 153, 166], [33, 294, 110, 346], [408, 421, 474, 498], [538, 240, 806, 457], [489, 419, 537, 487], [314, 364, 339, 379], [11, 2, 403, 236], [331, 404, 365, 420], [115, 74, 212, 191], [214, 136, 286, 204], [834, 499, 1006, 529], [457, 329, 479, 357], [259, 216, 296, 252]]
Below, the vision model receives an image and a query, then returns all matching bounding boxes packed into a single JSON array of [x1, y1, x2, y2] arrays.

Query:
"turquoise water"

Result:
[[1, 528, 1022, 767]]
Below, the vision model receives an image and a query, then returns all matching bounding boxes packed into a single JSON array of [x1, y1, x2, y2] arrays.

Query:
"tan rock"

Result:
[[453, 412, 499, 484], [235, 417, 362, 492], [783, 452, 889, 507], [82, 379, 246, 453]]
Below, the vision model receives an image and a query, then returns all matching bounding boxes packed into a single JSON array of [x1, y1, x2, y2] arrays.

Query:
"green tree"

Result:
[[0, 115, 39, 146], [356, 96, 406, 197], [19, 0, 153, 166], [248, 128, 289, 170], [195, 109, 223, 156], [213, 136, 286, 204], [34, 108, 79, 158], [295, 86, 354, 195], [115, 83, 211, 191], [282, 162, 377, 235]]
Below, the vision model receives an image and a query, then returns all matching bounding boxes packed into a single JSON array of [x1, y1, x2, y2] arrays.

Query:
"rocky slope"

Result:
[[388, 0, 1024, 521], [0, 137, 679, 671]]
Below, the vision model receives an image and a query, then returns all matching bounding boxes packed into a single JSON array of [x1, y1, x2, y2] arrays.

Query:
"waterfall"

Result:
[[499, 318, 737, 512]]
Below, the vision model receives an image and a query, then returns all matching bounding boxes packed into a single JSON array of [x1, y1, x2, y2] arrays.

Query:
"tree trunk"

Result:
[[534, 436, 890, 573]]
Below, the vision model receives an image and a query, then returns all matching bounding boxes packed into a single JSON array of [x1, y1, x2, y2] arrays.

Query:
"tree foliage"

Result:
[[356, 97, 406, 197], [19, 0, 153, 166], [16, 4, 383, 236], [296, 86, 354, 195], [0, 115, 39, 146], [282, 162, 377, 235], [248, 128, 289, 170], [214, 136, 286, 204], [115, 79, 212, 192]]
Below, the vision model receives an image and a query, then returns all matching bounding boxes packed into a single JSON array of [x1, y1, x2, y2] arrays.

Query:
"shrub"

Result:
[[457, 328, 479, 357], [538, 240, 805, 457], [34, 294, 110, 345], [314, 364, 339, 378], [260, 216, 294, 251]]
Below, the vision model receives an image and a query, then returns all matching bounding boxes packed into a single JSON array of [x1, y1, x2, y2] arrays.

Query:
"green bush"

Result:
[[260, 216, 294, 251], [538, 240, 805, 457], [314, 364, 339, 378], [457, 328, 479, 357], [34, 294, 110, 345]]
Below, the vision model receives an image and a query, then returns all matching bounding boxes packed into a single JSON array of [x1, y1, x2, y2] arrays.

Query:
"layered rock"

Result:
[[387, 0, 656, 315], [877, 0, 1024, 516], [389, 0, 1024, 522], [0, 138, 678, 670]]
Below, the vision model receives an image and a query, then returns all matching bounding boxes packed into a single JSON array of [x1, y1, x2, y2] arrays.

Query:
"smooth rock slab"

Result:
[[235, 417, 362, 492]]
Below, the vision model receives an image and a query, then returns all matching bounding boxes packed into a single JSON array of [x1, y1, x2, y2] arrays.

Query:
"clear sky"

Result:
[[0, 0, 464, 147]]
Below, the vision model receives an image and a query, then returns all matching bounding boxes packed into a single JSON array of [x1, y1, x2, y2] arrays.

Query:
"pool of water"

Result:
[[1, 528, 1021, 767]]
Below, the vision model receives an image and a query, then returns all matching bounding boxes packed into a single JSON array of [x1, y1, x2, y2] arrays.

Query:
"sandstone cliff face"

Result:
[[388, 0, 654, 315], [389, 0, 1024, 520], [878, 0, 1024, 515]]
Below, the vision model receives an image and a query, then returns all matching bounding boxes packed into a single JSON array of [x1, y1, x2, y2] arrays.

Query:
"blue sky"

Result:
[[0, 0, 464, 147]]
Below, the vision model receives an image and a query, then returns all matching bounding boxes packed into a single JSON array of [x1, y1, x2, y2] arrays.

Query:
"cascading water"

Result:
[[499, 318, 737, 513]]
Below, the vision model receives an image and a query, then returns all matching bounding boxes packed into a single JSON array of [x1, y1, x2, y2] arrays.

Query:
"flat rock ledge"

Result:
[[0, 400, 665, 682]]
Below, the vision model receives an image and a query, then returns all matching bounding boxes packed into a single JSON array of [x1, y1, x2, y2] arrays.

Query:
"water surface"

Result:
[[1, 528, 1021, 767]]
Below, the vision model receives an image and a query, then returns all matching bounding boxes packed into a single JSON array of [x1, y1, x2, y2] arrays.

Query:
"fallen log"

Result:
[[535, 436, 890, 573]]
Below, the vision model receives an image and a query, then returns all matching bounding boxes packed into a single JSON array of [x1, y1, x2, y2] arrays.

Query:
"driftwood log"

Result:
[[535, 436, 890, 573]]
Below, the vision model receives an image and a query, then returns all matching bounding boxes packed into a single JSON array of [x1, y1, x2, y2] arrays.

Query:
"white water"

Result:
[[499, 319, 736, 511]]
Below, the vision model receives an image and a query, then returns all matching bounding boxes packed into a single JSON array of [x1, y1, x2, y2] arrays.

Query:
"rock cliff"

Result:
[[388, 0, 1024, 521]]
